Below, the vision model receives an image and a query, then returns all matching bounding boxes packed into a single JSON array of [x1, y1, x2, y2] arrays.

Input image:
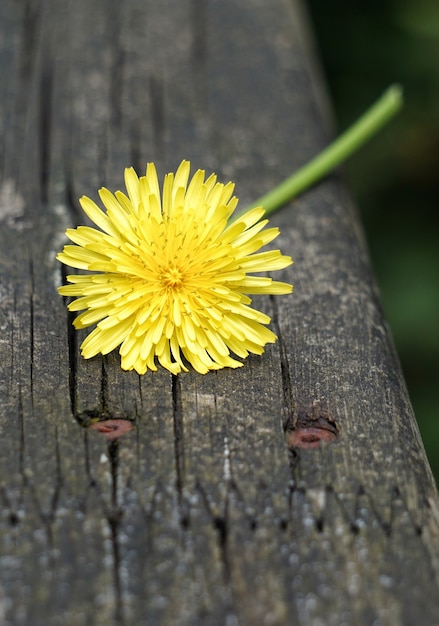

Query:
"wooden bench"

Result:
[[1, 0, 438, 624]]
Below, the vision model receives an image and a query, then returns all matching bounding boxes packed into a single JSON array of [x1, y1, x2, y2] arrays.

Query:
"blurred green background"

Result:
[[307, 0, 439, 481]]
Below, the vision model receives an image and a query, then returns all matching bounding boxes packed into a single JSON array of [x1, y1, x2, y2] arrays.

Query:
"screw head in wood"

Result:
[[88, 418, 134, 440], [286, 426, 337, 449]]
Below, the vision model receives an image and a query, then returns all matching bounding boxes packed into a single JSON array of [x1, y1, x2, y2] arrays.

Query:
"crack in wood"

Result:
[[60, 264, 78, 416], [83, 430, 97, 488], [100, 356, 109, 414], [11, 285, 18, 388], [18, 385, 25, 484], [82, 435, 126, 624], [172, 374, 189, 527], [269, 295, 293, 431], [29, 258, 35, 402], [377, 485, 422, 537], [0, 484, 21, 527], [149, 75, 165, 159], [286, 479, 429, 538], [64, 170, 83, 224], [196, 480, 231, 584], [18, 0, 41, 89], [21, 427, 64, 558], [129, 121, 143, 180], [190, 0, 208, 69], [107, 440, 125, 625], [135, 483, 160, 556], [38, 50, 53, 204], [108, 5, 124, 129]]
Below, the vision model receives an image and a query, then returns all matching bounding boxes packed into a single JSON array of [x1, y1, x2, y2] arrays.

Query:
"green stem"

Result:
[[245, 84, 403, 216]]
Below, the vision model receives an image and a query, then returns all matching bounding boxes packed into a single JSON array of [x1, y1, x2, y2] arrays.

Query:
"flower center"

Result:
[[160, 264, 184, 289]]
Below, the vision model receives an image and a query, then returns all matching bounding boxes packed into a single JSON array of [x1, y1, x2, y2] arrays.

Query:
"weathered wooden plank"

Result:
[[0, 0, 438, 625]]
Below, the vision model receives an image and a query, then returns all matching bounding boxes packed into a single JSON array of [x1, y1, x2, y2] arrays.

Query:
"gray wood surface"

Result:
[[1, 0, 438, 624]]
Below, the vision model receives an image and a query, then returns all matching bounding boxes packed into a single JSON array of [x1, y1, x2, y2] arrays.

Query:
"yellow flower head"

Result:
[[57, 161, 293, 375]]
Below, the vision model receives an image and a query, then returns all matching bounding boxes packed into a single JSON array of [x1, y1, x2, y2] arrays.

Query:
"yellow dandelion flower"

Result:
[[57, 161, 293, 375]]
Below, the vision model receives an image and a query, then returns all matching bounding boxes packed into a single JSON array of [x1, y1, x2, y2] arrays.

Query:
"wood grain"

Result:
[[0, 0, 438, 624]]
